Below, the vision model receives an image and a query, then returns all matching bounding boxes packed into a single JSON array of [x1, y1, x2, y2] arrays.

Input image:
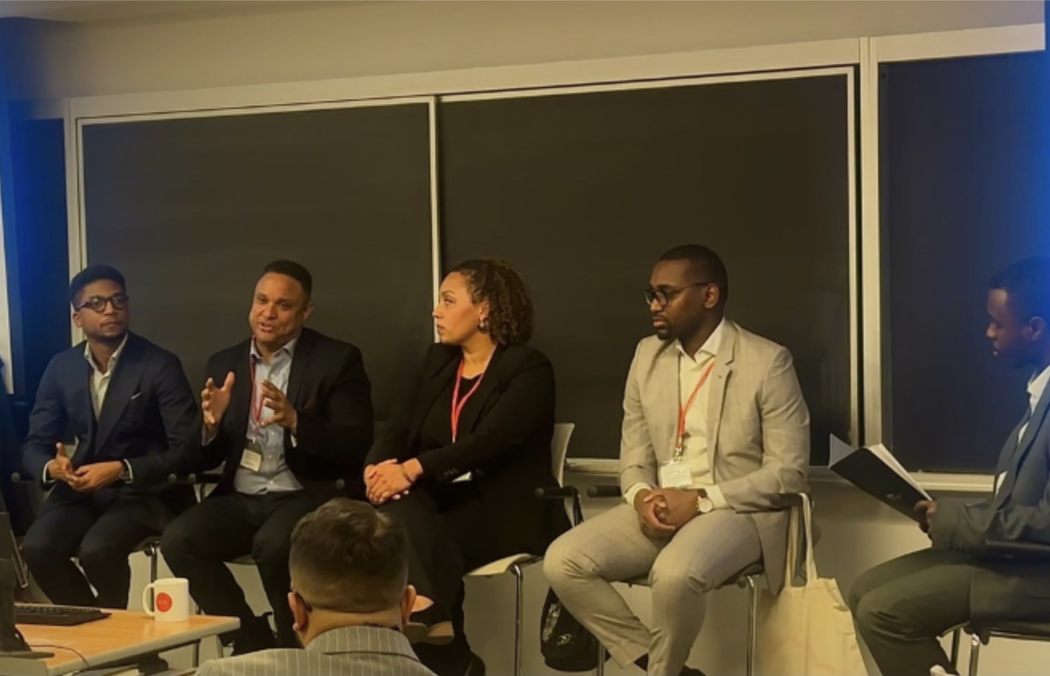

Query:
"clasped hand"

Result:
[[49, 442, 123, 492], [634, 487, 698, 536], [364, 459, 422, 505]]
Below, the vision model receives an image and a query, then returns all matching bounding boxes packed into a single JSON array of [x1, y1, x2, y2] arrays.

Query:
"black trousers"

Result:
[[381, 483, 516, 676], [21, 489, 174, 609], [161, 491, 321, 648]]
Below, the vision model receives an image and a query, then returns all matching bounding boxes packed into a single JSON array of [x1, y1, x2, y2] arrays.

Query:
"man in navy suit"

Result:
[[20, 265, 198, 609]]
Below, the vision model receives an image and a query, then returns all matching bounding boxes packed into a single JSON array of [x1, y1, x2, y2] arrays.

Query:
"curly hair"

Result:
[[451, 259, 534, 345]]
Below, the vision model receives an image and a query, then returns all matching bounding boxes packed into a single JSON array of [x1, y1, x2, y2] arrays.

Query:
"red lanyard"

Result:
[[249, 355, 264, 425], [675, 357, 716, 455], [451, 360, 485, 442]]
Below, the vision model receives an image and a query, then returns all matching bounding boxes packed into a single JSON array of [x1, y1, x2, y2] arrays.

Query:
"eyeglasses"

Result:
[[76, 293, 129, 313], [643, 283, 711, 308]]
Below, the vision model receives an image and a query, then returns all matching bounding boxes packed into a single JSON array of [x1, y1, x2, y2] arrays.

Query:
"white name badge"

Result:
[[659, 459, 692, 489], [240, 448, 263, 472]]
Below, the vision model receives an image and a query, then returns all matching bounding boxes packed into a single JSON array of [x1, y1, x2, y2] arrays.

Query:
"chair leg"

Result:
[[512, 564, 524, 676], [968, 633, 981, 676], [595, 647, 605, 676], [745, 575, 759, 676], [949, 628, 961, 672]]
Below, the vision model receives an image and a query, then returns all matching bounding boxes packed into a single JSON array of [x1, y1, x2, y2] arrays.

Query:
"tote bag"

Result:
[[756, 494, 868, 676]]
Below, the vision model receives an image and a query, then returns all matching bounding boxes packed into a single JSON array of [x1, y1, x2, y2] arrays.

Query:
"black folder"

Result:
[[829, 435, 932, 523]]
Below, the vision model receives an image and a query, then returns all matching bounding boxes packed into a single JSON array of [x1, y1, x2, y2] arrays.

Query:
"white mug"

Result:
[[142, 578, 190, 622]]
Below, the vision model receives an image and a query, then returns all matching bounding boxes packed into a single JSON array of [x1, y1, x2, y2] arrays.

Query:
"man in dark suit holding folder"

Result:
[[20, 265, 198, 609], [850, 257, 1050, 676]]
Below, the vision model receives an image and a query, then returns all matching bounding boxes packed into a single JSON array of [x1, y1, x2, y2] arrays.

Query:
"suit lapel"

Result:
[[94, 334, 145, 453], [994, 391, 1050, 507], [226, 342, 253, 447], [408, 347, 459, 443], [705, 321, 737, 464], [286, 330, 316, 409]]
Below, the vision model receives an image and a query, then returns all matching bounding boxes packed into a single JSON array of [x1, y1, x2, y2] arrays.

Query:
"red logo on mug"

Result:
[[157, 592, 173, 613]]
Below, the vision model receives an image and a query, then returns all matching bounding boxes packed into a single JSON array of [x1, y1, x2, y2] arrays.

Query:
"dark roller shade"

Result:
[[441, 75, 853, 462], [81, 103, 434, 417], [882, 53, 1050, 472]]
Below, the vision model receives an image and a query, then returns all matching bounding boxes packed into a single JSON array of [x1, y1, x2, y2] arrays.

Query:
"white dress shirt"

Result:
[[45, 335, 131, 483], [624, 320, 729, 510]]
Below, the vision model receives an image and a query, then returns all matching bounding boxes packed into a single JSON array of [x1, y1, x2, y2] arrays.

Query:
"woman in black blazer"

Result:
[[365, 259, 570, 676]]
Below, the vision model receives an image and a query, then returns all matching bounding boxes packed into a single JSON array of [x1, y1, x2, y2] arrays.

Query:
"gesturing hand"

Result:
[[260, 381, 298, 433], [48, 442, 76, 485], [634, 488, 674, 538], [202, 372, 235, 431]]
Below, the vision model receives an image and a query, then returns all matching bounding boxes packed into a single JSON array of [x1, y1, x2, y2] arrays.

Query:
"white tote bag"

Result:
[[756, 494, 868, 676]]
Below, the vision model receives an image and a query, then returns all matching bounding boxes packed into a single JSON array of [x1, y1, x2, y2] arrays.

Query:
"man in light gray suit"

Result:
[[196, 498, 435, 676], [851, 257, 1050, 676], [544, 244, 810, 676]]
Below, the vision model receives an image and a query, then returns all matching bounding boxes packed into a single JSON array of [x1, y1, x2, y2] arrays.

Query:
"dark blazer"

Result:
[[22, 332, 198, 512], [367, 343, 570, 555], [200, 328, 373, 499], [931, 382, 1050, 622]]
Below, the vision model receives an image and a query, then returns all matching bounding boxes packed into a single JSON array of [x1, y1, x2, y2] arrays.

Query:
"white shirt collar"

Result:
[[83, 333, 129, 374], [676, 318, 725, 362], [1028, 363, 1050, 412], [250, 335, 299, 362]]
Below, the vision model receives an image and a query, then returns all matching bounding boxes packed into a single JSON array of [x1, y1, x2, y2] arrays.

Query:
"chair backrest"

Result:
[[551, 423, 575, 487]]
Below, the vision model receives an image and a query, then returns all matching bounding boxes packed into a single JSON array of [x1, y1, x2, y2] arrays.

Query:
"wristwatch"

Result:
[[696, 488, 714, 514]]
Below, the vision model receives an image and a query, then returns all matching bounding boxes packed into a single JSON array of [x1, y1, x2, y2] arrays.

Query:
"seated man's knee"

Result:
[[20, 528, 59, 569], [78, 539, 127, 572], [543, 530, 596, 586], [251, 530, 291, 568], [160, 516, 195, 565], [851, 591, 897, 635], [650, 558, 712, 595]]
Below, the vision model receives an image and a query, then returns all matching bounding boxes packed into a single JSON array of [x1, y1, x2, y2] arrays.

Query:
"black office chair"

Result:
[[585, 485, 804, 676], [946, 540, 1050, 676]]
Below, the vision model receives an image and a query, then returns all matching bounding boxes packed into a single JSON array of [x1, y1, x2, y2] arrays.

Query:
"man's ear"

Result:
[[302, 301, 315, 323], [72, 311, 83, 329], [1030, 316, 1047, 342], [400, 585, 418, 628], [289, 591, 309, 635]]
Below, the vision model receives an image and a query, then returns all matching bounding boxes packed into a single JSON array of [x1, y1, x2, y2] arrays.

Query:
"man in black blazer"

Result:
[[162, 260, 374, 653], [20, 265, 198, 609]]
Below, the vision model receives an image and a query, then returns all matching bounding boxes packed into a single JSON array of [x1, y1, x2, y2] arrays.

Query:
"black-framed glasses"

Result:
[[643, 283, 711, 308], [76, 293, 129, 313]]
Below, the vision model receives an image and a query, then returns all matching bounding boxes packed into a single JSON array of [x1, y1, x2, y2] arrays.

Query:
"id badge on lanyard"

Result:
[[660, 356, 715, 489], [241, 355, 266, 473]]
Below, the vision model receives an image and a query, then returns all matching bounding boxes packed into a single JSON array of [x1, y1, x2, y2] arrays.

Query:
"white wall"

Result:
[[37, 2, 1050, 674], [28, 0, 1043, 100]]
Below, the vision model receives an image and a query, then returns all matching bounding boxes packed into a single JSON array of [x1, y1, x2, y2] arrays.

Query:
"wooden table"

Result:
[[0, 610, 239, 676]]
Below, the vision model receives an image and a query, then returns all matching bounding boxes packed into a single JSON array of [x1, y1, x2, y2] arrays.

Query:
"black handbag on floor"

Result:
[[539, 490, 600, 672], [540, 588, 600, 672]]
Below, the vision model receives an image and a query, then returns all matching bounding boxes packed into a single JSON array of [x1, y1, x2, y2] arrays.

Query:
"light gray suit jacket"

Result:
[[931, 382, 1050, 622], [194, 626, 435, 676], [619, 320, 810, 592]]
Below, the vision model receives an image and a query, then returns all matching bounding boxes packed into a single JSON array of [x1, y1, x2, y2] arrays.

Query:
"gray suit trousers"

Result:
[[849, 548, 975, 676], [544, 503, 761, 676]]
